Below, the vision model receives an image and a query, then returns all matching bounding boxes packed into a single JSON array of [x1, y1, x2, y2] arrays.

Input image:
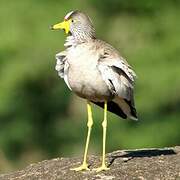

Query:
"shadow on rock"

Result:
[[108, 148, 176, 167]]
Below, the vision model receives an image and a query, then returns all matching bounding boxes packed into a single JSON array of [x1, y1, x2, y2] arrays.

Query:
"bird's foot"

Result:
[[93, 164, 110, 172], [70, 163, 90, 171]]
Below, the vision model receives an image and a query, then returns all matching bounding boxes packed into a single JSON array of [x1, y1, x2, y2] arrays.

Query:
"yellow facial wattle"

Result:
[[51, 19, 71, 34]]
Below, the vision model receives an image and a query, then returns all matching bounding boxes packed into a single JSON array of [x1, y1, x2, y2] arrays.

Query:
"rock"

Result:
[[0, 146, 180, 180]]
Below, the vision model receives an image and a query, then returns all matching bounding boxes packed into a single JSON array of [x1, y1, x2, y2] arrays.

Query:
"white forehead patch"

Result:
[[64, 11, 74, 20]]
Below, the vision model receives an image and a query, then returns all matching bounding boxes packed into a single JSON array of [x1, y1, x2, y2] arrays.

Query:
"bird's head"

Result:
[[51, 10, 95, 41]]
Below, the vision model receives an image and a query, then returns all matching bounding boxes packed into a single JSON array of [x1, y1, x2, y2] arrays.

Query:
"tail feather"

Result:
[[92, 98, 138, 120], [124, 99, 138, 120], [92, 101, 127, 119]]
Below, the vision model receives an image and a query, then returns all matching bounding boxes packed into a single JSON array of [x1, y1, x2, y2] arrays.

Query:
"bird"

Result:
[[51, 10, 138, 172]]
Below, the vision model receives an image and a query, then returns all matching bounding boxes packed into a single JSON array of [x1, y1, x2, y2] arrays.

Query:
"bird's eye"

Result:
[[71, 19, 74, 22]]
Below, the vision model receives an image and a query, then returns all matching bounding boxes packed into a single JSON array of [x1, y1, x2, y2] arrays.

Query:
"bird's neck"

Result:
[[64, 33, 95, 48], [64, 36, 77, 48]]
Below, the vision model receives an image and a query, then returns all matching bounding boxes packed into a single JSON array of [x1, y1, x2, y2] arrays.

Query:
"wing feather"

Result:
[[55, 51, 67, 78], [97, 51, 138, 120], [99, 56, 136, 82], [98, 62, 134, 101], [55, 51, 71, 90]]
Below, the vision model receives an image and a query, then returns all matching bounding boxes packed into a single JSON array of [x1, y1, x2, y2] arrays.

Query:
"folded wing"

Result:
[[97, 50, 138, 120]]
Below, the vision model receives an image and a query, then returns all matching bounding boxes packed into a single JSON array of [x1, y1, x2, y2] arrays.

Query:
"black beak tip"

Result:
[[50, 25, 54, 30]]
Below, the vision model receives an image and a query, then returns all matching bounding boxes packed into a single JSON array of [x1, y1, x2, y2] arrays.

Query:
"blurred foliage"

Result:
[[0, 0, 180, 173], [90, 0, 180, 15]]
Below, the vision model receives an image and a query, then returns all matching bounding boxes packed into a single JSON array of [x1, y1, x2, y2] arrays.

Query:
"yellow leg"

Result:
[[94, 101, 110, 172], [70, 101, 93, 171]]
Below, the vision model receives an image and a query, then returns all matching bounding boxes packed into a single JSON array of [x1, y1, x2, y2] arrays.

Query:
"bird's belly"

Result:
[[67, 64, 113, 102]]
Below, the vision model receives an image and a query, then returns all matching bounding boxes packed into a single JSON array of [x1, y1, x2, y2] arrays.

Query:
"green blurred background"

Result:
[[0, 0, 180, 173]]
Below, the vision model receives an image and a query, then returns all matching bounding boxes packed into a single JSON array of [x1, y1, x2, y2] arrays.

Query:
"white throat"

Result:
[[64, 35, 78, 48]]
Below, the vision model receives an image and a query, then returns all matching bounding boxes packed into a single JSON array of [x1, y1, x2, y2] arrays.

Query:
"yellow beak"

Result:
[[51, 19, 71, 34]]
